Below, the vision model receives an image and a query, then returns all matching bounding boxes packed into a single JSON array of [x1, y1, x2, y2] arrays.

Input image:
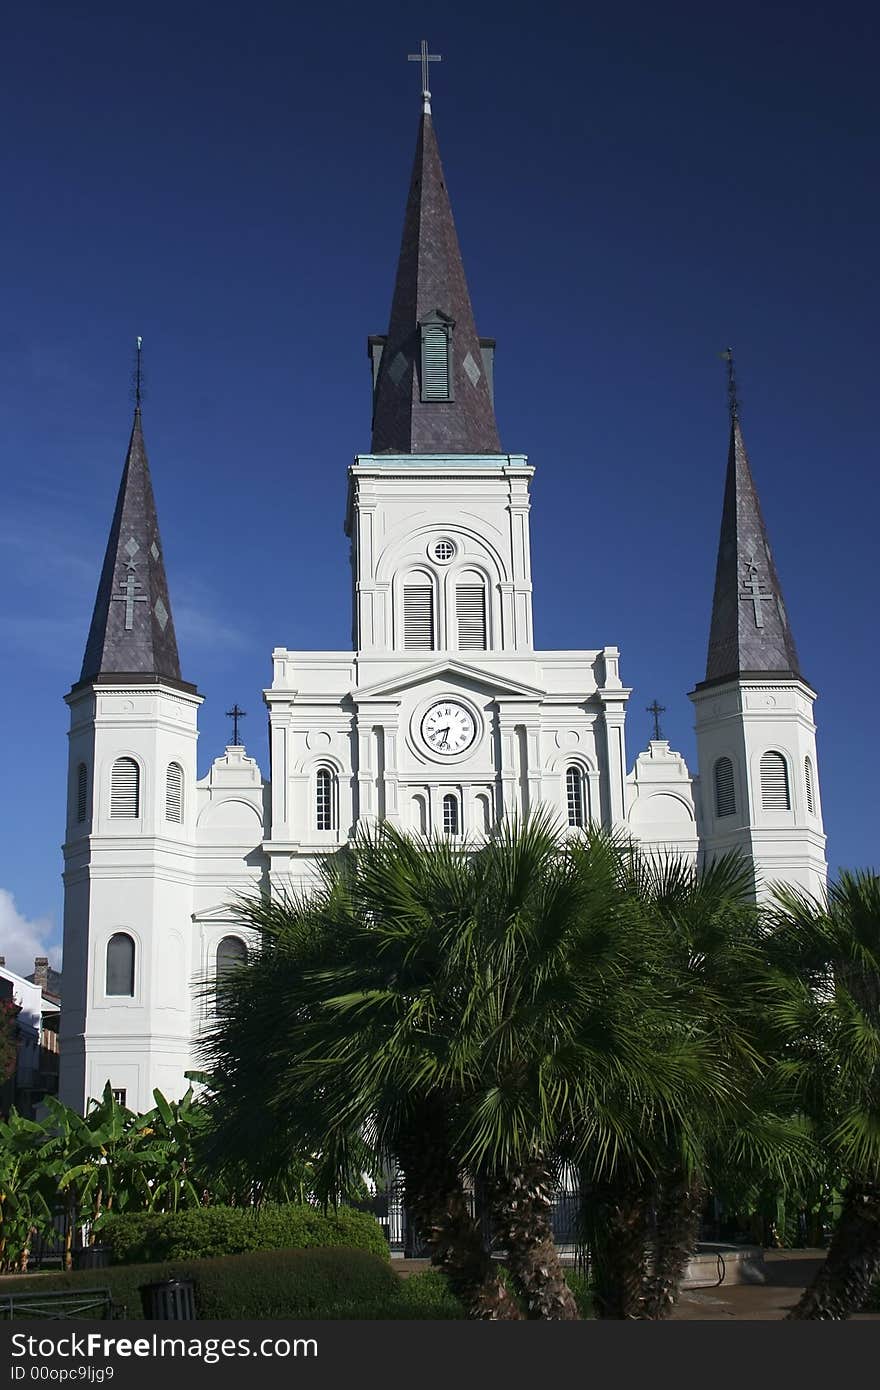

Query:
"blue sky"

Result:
[[1, 1, 877, 971]]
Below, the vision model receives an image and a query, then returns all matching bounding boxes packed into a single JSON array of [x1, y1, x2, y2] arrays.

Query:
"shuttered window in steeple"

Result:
[[77, 763, 88, 823], [714, 757, 736, 818], [420, 313, 453, 401], [760, 752, 791, 811], [457, 584, 486, 650], [165, 763, 184, 823], [110, 758, 140, 818], [804, 757, 815, 815], [404, 585, 434, 650]]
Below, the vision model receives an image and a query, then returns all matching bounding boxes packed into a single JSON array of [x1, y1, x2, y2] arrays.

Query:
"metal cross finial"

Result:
[[225, 704, 246, 746], [647, 700, 666, 741], [721, 346, 740, 422], [408, 39, 441, 113], [134, 336, 143, 411]]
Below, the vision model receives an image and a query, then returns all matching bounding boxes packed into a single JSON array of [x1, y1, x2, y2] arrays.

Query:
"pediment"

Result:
[[354, 659, 546, 703]]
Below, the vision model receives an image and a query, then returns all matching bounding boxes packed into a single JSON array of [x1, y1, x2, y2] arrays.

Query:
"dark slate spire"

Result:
[[701, 383, 803, 688], [370, 106, 501, 454], [77, 407, 194, 692]]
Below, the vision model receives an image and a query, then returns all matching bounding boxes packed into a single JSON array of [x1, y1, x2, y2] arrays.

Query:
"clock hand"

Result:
[[437, 727, 450, 747]]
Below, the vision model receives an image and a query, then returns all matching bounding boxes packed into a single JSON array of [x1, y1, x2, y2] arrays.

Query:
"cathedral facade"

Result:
[[58, 94, 827, 1115]]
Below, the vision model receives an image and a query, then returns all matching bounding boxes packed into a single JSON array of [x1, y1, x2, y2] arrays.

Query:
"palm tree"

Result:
[[768, 870, 880, 1319], [579, 847, 814, 1318], [201, 814, 728, 1319]]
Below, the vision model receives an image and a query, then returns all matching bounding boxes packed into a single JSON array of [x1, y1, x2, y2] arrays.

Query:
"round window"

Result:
[[432, 539, 456, 563]]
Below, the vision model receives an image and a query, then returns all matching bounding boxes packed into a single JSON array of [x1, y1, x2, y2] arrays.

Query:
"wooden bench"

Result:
[[0, 1287, 124, 1320]]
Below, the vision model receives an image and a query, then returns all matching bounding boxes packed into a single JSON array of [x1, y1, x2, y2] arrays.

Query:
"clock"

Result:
[[420, 700, 478, 756]]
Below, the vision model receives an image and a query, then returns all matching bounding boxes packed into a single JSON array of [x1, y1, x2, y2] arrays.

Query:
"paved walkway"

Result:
[[673, 1250, 879, 1320], [397, 1249, 880, 1319]]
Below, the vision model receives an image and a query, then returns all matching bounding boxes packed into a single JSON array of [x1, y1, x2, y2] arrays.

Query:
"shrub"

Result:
[[101, 1202, 388, 1265], [1, 1247, 399, 1319]]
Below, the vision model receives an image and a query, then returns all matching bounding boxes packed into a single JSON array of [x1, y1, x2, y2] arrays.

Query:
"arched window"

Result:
[[456, 574, 487, 650], [565, 766, 585, 828], [442, 793, 460, 837], [760, 751, 791, 811], [76, 763, 88, 823], [714, 757, 736, 818], [110, 758, 139, 818], [419, 311, 453, 401], [315, 767, 338, 831], [476, 793, 492, 835], [217, 935, 248, 976], [403, 579, 434, 650], [165, 763, 184, 823], [106, 932, 135, 996], [804, 757, 815, 815]]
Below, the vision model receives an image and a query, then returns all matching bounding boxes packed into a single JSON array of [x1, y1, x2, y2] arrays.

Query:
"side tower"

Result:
[[689, 363, 826, 898], [59, 395, 202, 1112]]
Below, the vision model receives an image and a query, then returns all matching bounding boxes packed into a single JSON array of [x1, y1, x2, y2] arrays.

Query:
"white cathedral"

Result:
[[59, 86, 828, 1115]]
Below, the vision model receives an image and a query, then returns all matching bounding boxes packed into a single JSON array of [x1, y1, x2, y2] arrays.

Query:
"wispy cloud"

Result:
[[0, 889, 61, 976]]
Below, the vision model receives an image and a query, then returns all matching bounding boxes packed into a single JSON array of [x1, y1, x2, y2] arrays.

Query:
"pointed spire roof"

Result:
[[370, 106, 501, 454], [77, 408, 194, 693], [700, 408, 803, 688]]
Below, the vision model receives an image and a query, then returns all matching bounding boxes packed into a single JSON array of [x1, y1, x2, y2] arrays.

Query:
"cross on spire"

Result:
[[112, 569, 149, 630], [225, 703, 246, 746], [408, 39, 441, 113], [134, 336, 143, 411], [739, 559, 771, 629], [647, 700, 666, 741], [721, 346, 740, 422]]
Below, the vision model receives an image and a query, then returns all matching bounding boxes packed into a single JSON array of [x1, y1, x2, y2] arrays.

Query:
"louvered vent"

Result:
[[457, 585, 487, 650], [760, 752, 791, 810], [421, 324, 451, 400], [77, 763, 88, 824], [805, 757, 815, 815], [404, 586, 434, 649], [110, 758, 139, 819], [714, 757, 736, 818], [165, 763, 184, 823]]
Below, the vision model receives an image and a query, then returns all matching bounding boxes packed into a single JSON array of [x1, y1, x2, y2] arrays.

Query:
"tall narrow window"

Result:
[[714, 757, 736, 818], [760, 751, 791, 810], [565, 766, 585, 828], [404, 584, 434, 650], [420, 312, 453, 401], [217, 935, 248, 975], [110, 758, 139, 818], [412, 793, 428, 836], [165, 763, 184, 823], [76, 763, 88, 823], [457, 583, 487, 650], [804, 757, 815, 815], [442, 793, 460, 837], [106, 932, 135, 996], [476, 793, 492, 835], [316, 767, 337, 831]]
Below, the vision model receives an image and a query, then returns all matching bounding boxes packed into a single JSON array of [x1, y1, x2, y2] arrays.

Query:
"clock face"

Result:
[[421, 701, 477, 756]]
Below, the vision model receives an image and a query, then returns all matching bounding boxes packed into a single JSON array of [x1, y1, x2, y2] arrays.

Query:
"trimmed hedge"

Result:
[[2, 1247, 399, 1320], [100, 1203, 388, 1265]]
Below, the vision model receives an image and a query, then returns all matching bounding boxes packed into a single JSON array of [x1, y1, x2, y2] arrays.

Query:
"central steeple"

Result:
[[369, 93, 501, 454]]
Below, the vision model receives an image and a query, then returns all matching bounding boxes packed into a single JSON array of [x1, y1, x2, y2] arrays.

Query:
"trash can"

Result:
[[73, 1245, 110, 1270], [139, 1279, 196, 1320]]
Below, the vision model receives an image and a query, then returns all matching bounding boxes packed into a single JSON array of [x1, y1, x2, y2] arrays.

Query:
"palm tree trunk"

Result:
[[787, 1181, 880, 1319], [395, 1121, 522, 1320], [641, 1172, 704, 1319], [580, 1172, 649, 1318], [488, 1160, 579, 1319]]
